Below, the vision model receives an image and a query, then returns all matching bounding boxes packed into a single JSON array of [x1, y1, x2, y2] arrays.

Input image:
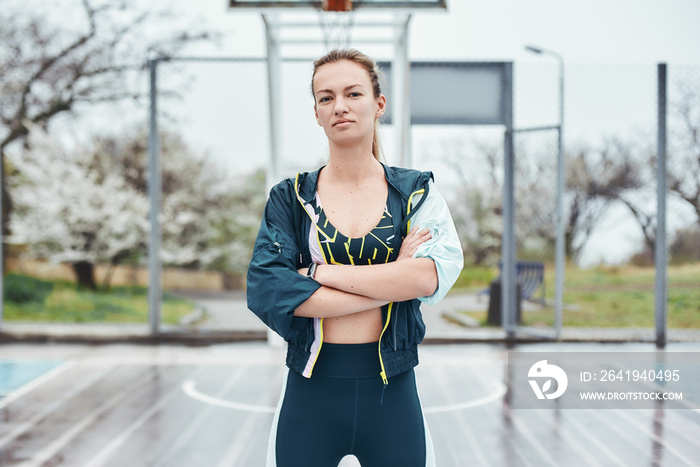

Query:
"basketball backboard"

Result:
[[228, 0, 447, 10]]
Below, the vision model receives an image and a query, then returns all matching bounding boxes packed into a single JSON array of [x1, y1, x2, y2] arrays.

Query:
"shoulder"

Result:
[[269, 168, 320, 204], [266, 178, 295, 211], [383, 164, 433, 196]]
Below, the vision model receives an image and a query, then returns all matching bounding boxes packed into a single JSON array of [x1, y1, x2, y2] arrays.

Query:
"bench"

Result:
[[482, 260, 545, 304]]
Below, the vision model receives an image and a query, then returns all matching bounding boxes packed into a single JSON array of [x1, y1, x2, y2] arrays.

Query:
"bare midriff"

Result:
[[323, 307, 383, 343]]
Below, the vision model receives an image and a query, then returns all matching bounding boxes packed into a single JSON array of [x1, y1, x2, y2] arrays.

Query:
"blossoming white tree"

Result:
[[10, 125, 266, 290], [9, 125, 148, 289]]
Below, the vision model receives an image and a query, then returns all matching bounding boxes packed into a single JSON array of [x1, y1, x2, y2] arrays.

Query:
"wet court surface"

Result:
[[1, 341, 699, 466]]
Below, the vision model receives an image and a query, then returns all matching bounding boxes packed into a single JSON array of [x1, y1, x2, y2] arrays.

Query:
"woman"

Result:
[[247, 49, 463, 467]]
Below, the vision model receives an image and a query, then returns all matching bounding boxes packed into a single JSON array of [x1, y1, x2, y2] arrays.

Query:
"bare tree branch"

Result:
[[0, 0, 217, 270]]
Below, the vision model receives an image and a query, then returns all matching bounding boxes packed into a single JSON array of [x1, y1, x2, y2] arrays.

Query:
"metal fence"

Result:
[[3, 60, 700, 337]]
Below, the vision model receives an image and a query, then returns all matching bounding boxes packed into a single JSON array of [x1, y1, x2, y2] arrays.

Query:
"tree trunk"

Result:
[[2, 151, 11, 275], [72, 261, 97, 290]]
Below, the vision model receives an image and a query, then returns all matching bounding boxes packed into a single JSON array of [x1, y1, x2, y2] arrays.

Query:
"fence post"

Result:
[[655, 63, 668, 348], [148, 57, 162, 335], [501, 62, 516, 340]]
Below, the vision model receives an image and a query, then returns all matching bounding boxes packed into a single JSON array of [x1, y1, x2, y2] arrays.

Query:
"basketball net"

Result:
[[319, 1, 355, 50]]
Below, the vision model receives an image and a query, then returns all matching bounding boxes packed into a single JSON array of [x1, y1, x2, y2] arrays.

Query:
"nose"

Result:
[[334, 97, 349, 115]]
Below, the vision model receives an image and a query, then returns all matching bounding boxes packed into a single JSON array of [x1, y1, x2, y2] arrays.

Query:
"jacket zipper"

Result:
[[378, 302, 392, 404]]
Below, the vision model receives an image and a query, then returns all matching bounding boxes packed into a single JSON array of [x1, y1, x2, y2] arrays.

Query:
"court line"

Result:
[[0, 360, 74, 411], [182, 377, 506, 415], [0, 364, 112, 451], [423, 381, 507, 414], [182, 379, 276, 413]]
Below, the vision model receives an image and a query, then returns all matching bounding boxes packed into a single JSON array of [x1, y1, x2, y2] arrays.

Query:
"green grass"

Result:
[[4, 273, 194, 324], [456, 263, 700, 329], [451, 265, 497, 292]]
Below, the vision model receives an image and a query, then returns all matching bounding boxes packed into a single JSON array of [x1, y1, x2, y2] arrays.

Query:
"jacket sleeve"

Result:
[[409, 180, 464, 305], [246, 180, 322, 339]]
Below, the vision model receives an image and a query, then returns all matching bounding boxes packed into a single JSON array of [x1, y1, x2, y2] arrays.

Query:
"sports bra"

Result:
[[307, 192, 395, 266]]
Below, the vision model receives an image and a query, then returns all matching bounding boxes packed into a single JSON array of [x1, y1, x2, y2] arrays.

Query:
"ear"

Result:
[[375, 94, 387, 119]]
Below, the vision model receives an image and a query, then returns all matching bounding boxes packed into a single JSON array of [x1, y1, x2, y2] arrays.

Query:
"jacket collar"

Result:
[[295, 163, 431, 203], [294, 166, 321, 203]]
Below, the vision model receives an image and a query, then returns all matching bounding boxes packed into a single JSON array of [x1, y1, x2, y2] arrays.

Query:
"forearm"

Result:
[[314, 258, 438, 302], [294, 285, 389, 318]]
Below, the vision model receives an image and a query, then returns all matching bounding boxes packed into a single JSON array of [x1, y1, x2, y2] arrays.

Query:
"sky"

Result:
[[191, 0, 700, 64]]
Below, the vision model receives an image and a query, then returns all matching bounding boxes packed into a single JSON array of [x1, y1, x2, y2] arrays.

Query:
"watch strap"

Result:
[[306, 262, 318, 280]]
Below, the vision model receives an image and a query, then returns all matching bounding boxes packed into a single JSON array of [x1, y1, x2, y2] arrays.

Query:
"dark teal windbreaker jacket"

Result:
[[247, 164, 445, 382]]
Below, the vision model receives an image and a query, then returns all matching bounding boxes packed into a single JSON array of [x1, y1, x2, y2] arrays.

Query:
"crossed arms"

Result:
[[294, 227, 438, 318]]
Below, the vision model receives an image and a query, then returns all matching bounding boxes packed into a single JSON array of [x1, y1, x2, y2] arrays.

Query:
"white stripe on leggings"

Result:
[[266, 368, 289, 467]]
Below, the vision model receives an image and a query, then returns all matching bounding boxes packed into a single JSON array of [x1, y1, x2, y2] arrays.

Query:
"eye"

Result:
[[318, 96, 332, 103], [348, 92, 362, 98]]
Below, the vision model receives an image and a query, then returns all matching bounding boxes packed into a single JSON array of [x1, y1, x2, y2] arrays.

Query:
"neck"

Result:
[[326, 142, 380, 182]]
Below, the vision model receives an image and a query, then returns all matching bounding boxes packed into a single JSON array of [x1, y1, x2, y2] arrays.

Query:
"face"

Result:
[[312, 59, 386, 148]]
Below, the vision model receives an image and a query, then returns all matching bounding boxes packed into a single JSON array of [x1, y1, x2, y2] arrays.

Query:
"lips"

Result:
[[333, 119, 354, 127]]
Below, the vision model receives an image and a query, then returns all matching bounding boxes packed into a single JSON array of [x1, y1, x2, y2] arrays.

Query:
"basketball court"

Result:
[[1, 340, 699, 466], [2, 1, 696, 466]]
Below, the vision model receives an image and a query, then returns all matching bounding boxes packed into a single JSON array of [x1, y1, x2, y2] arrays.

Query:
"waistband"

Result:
[[312, 342, 382, 379]]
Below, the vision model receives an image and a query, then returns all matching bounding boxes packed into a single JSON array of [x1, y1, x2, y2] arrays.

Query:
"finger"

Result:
[[405, 229, 431, 247], [405, 227, 429, 242], [404, 226, 420, 240]]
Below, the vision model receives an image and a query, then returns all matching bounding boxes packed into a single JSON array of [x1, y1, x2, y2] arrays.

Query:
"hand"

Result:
[[396, 227, 431, 261], [298, 267, 309, 276]]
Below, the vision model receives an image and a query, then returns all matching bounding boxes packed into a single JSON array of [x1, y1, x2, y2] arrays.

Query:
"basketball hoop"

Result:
[[319, 3, 355, 50], [322, 0, 353, 11]]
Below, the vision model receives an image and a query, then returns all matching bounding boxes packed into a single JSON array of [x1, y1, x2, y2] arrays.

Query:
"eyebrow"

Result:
[[315, 84, 364, 96]]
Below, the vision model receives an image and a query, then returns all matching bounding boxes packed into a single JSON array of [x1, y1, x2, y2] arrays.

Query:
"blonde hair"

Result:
[[311, 49, 384, 161]]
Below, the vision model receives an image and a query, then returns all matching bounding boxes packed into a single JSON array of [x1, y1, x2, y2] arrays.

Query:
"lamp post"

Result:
[[525, 45, 565, 339]]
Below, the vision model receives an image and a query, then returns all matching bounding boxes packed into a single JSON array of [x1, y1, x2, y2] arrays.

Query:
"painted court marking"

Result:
[[423, 381, 507, 414], [0, 360, 74, 410], [182, 378, 507, 414], [182, 379, 276, 414]]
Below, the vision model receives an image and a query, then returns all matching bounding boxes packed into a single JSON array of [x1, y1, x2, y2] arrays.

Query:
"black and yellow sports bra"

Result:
[[309, 192, 395, 266]]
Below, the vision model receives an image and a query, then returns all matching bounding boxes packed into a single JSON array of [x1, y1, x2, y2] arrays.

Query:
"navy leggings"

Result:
[[274, 343, 427, 467]]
